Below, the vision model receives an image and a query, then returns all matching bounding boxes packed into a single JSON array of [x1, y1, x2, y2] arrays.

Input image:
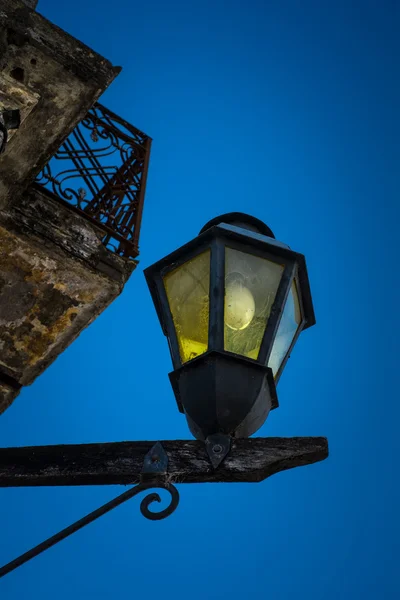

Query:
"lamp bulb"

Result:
[[225, 275, 255, 331]]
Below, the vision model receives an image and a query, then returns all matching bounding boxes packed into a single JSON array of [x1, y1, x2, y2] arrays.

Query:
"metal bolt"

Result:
[[213, 444, 222, 454]]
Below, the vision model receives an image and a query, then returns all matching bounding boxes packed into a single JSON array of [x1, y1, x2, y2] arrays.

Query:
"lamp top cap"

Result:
[[199, 212, 275, 239]]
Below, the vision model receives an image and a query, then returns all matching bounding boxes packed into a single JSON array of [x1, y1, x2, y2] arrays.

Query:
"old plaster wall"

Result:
[[0, 0, 121, 209], [0, 187, 136, 413], [22, 1, 38, 9], [0, 1, 136, 414]]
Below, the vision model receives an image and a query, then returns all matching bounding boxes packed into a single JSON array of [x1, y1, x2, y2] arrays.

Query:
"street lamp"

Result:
[[0, 212, 327, 579], [145, 213, 315, 465]]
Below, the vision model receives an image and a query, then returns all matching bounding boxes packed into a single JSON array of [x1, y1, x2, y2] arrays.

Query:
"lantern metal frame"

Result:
[[144, 214, 316, 442], [144, 215, 315, 386]]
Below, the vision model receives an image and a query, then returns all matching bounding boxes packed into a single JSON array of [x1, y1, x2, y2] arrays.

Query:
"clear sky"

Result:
[[1, 0, 399, 597]]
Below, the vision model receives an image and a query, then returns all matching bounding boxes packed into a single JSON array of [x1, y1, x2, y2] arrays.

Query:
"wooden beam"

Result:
[[0, 437, 328, 487]]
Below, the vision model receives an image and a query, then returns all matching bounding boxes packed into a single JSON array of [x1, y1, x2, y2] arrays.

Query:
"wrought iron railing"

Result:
[[34, 103, 151, 259]]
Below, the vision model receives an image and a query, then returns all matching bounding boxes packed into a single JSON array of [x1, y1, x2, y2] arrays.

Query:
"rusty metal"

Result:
[[34, 103, 152, 258]]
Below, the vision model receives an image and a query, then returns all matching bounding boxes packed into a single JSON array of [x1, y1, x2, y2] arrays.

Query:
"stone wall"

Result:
[[22, 1, 38, 9], [0, 0, 135, 414], [0, 0, 121, 210], [0, 186, 136, 413]]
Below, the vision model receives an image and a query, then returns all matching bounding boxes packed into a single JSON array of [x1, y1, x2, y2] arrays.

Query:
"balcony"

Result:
[[33, 103, 151, 259]]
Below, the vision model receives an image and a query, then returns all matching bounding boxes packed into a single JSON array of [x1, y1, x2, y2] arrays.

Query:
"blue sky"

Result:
[[1, 0, 399, 597]]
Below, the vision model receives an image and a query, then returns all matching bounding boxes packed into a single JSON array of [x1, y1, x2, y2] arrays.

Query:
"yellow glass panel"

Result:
[[163, 250, 210, 364], [268, 280, 302, 377], [224, 248, 284, 359]]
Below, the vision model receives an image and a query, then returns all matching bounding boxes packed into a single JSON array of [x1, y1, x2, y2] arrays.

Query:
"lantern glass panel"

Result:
[[224, 248, 284, 360], [163, 250, 211, 364], [268, 280, 302, 376]]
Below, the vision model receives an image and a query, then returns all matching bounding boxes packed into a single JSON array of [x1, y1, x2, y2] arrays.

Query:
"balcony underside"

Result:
[[33, 103, 152, 259], [0, 186, 136, 414]]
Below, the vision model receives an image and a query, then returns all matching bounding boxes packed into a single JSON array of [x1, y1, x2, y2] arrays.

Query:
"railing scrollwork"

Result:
[[34, 102, 151, 259]]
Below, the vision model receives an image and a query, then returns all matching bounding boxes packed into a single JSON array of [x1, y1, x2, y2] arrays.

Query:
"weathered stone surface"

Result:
[[0, 73, 40, 142], [7, 186, 136, 282], [0, 379, 20, 414], [0, 0, 121, 208], [22, 1, 38, 9], [0, 2, 139, 415], [0, 186, 136, 408], [0, 223, 115, 386]]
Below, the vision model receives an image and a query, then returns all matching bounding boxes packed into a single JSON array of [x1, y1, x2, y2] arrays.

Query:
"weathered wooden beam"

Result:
[[0, 437, 328, 487]]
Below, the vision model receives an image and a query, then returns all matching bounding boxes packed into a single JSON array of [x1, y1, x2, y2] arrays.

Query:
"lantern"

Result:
[[144, 213, 315, 447]]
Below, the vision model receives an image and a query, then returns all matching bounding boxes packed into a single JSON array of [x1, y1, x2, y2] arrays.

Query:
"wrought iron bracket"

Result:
[[0, 436, 329, 578], [0, 441, 179, 579], [0, 436, 329, 486]]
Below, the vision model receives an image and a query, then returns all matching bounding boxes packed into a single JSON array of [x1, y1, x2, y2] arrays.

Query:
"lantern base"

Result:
[[169, 351, 278, 441]]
